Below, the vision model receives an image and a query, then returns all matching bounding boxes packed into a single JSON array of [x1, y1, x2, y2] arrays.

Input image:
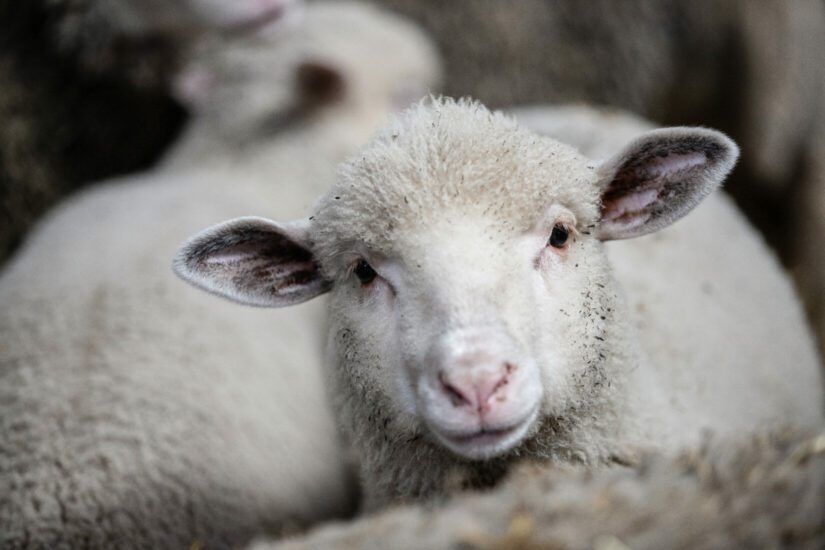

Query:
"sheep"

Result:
[[0, 4, 440, 548], [175, 97, 824, 511], [244, 103, 825, 550], [160, 1, 438, 171], [0, 0, 303, 267], [252, 429, 825, 550]]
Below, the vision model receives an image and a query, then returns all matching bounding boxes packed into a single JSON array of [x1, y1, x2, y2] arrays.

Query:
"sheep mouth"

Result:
[[429, 407, 539, 460], [447, 425, 521, 445]]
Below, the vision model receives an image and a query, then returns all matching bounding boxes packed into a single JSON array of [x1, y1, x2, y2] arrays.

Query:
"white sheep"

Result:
[[0, 4, 439, 548], [175, 97, 824, 510]]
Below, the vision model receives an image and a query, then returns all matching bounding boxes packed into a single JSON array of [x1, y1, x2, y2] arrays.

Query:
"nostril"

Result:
[[439, 371, 472, 408], [475, 362, 517, 410]]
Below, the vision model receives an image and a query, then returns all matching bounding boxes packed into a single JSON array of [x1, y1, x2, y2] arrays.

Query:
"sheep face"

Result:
[[173, 2, 441, 145], [307, 103, 613, 460], [175, 99, 738, 461], [318, 205, 610, 460]]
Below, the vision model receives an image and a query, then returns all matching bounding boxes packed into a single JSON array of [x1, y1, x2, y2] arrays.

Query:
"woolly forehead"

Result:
[[310, 102, 601, 274]]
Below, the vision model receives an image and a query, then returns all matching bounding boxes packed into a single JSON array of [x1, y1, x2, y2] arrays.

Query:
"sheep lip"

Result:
[[445, 424, 520, 443], [445, 425, 520, 445], [429, 407, 539, 460]]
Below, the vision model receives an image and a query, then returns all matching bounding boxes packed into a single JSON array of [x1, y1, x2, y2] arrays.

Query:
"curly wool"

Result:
[[263, 430, 825, 550]]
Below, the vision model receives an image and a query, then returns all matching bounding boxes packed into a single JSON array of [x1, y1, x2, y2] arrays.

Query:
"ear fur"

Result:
[[173, 216, 329, 307], [596, 127, 739, 240]]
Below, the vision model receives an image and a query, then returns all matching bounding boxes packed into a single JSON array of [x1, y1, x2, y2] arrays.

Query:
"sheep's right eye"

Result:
[[354, 260, 377, 285], [548, 224, 570, 248]]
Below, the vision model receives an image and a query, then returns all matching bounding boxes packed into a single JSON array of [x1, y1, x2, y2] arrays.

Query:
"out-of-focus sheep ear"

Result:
[[173, 216, 330, 307], [295, 60, 345, 106], [595, 127, 739, 241]]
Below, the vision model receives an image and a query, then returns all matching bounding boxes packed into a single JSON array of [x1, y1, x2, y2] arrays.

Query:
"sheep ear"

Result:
[[173, 216, 329, 307], [595, 127, 739, 240]]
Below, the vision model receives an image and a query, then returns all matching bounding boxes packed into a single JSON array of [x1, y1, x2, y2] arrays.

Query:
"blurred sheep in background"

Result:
[[0, 2, 439, 547], [0, 0, 301, 269]]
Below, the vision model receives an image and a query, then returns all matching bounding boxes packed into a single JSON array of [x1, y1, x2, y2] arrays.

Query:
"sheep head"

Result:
[[174, 98, 738, 461]]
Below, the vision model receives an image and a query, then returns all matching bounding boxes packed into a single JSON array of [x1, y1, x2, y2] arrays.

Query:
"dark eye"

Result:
[[354, 259, 377, 285], [548, 224, 570, 248]]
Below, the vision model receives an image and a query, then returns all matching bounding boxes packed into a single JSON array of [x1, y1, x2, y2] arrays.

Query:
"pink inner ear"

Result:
[[644, 151, 706, 177], [602, 151, 706, 224], [204, 243, 264, 265], [602, 188, 659, 222]]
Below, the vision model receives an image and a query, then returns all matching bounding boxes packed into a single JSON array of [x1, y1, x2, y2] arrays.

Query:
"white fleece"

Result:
[[0, 3, 440, 548]]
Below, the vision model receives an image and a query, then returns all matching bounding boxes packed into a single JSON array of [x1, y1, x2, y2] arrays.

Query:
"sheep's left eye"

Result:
[[354, 260, 377, 285], [548, 224, 569, 248]]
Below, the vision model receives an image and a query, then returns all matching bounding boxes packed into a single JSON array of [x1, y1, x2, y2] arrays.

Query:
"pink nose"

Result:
[[438, 362, 516, 414]]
